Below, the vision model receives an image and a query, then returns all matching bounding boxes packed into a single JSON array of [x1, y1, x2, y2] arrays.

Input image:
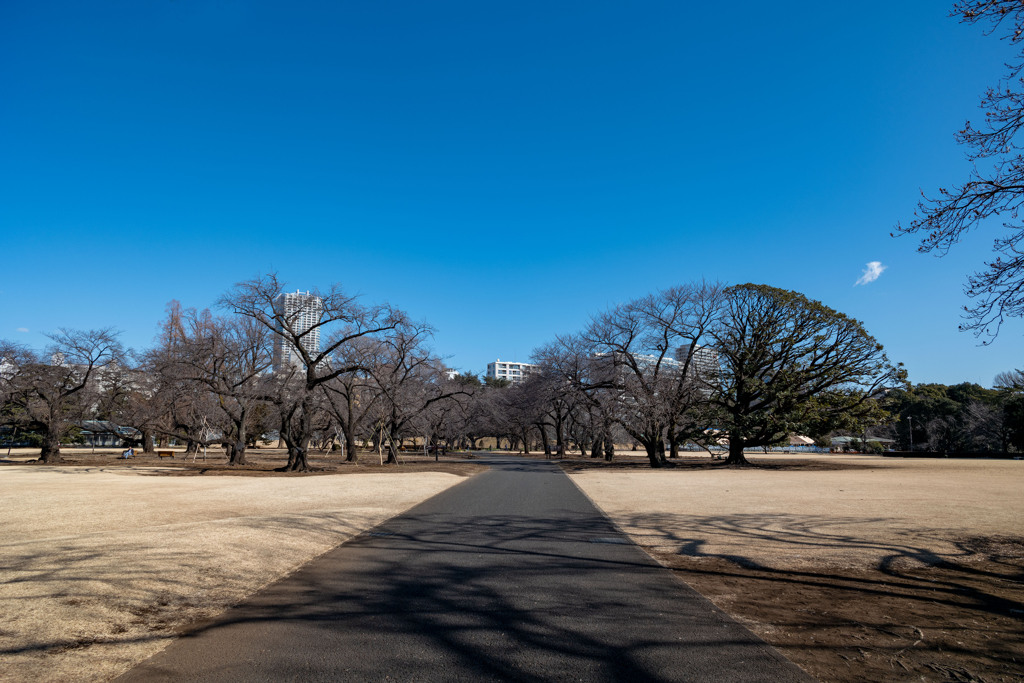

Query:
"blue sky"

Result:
[[1, 1, 1021, 385]]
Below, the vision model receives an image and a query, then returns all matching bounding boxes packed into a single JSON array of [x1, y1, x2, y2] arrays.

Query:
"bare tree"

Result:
[[363, 321, 467, 463], [896, 1, 1024, 340], [495, 383, 543, 455], [219, 273, 405, 471], [532, 335, 610, 459], [149, 356, 223, 455], [320, 337, 383, 462], [539, 283, 725, 468], [88, 351, 160, 453], [153, 305, 274, 465], [419, 371, 473, 455], [1, 329, 124, 463], [994, 368, 1024, 390]]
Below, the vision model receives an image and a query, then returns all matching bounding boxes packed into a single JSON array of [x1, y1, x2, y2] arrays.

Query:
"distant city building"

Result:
[[272, 290, 323, 372], [676, 345, 720, 387], [589, 351, 671, 385], [486, 359, 537, 384], [590, 345, 719, 389]]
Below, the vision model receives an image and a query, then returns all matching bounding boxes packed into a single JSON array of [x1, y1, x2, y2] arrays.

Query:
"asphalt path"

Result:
[[119, 455, 812, 682]]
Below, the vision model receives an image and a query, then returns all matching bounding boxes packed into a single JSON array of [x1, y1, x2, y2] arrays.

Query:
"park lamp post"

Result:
[[908, 415, 913, 452]]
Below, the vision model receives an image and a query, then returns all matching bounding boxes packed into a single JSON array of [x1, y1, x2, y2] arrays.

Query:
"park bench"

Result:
[[156, 450, 175, 458]]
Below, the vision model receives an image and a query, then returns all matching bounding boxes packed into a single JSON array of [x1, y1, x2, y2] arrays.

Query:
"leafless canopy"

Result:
[[537, 282, 726, 467], [1, 328, 124, 462], [896, 1, 1024, 341], [218, 273, 407, 471]]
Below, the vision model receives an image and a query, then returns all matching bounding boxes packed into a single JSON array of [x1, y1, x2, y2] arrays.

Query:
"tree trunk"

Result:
[[590, 438, 601, 458], [644, 441, 663, 468], [604, 434, 615, 461], [280, 419, 309, 471], [39, 433, 62, 463], [521, 428, 531, 455], [284, 445, 309, 471], [141, 428, 155, 454], [725, 439, 750, 466], [228, 440, 247, 466], [538, 424, 551, 457], [384, 433, 399, 464], [344, 430, 358, 462], [228, 418, 249, 466], [668, 432, 679, 458]]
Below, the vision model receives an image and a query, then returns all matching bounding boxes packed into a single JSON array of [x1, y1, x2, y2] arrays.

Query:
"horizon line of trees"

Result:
[[2, 275, 1021, 470]]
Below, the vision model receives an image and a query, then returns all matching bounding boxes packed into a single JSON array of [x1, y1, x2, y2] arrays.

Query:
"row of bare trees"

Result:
[[148, 275, 486, 471], [387, 282, 909, 469], [0, 275, 486, 470], [17, 277, 1013, 470]]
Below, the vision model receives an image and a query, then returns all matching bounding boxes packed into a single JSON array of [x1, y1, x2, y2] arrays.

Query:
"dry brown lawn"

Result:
[[0, 451, 473, 682], [568, 452, 1024, 682]]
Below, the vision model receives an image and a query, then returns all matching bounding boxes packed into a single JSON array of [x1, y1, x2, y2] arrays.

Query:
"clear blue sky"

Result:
[[1, 1, 1020, 386]]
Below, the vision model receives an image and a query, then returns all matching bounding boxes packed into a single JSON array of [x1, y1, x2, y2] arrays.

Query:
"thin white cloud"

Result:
[[16, 327, 29, 333], [855, 261, 886, 286]]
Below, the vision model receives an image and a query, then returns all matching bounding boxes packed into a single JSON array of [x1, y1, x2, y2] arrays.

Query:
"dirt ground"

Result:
[[0, 449, 475, 682], [567, 452, 1024, 683]]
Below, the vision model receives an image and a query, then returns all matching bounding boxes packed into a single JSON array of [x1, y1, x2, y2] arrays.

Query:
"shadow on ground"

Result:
[[118, 509, 807, 682], [608, 511, 1024, 682]]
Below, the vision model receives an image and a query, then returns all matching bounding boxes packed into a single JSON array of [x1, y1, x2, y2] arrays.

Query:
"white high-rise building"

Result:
[[272, 290, 323, 372], [486, 359, 536, 384], [589, 345, 719, 390], [677, 345, 720, 389]]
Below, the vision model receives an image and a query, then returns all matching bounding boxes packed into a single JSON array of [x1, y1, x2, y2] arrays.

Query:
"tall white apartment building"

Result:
[[272, 290, 323, 372], [486, 359, 536, 384], [677, 345, 720, 387], [589, 345, 719, 388]]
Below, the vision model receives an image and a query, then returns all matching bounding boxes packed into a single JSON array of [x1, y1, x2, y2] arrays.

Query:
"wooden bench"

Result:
[[156, 450, 175, 459]]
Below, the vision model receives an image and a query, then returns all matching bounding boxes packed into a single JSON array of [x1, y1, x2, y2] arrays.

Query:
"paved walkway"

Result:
[[119, 455, 811, 682]]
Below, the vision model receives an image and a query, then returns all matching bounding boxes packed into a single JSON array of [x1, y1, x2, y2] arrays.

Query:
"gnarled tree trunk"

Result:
[[285, 445, 309, 471], [725, 438, 750, 466], [228, 440, 248, 466], [39, 433, 62, 464], [642, 437, 668, 468]]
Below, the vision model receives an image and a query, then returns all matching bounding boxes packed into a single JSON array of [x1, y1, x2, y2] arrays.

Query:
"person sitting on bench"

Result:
[[121, 447, 134, 459]]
